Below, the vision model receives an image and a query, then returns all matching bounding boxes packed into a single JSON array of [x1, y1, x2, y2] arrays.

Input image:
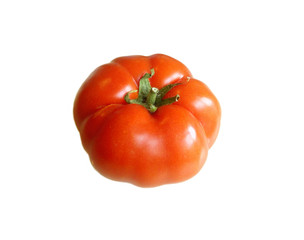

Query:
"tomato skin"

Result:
[[165, 79, 221, 148], [74, 54, 221, 187], [89, 104, 208, 187]]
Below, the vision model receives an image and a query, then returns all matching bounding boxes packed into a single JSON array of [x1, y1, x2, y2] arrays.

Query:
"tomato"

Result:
[[73, 54, 221, 187]]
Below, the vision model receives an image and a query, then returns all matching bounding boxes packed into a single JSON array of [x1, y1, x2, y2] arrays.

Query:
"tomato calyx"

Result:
[[125, 69, 185, 113]]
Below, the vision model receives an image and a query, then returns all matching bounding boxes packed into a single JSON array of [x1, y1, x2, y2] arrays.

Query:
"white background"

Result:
[[1, 0, 303, 239]]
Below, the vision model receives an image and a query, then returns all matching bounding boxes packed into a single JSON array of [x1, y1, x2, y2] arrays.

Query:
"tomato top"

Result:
[[74, 54, 220, 147]]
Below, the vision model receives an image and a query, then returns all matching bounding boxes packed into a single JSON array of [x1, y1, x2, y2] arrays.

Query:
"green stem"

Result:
[[147, 87, 159, 105], [124, 69, 188, 113]]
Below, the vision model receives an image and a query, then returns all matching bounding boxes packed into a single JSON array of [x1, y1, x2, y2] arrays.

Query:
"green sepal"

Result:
[[137, 69, 154, 102], [124, 69, 187, 113], [155, 82, 182, 106]]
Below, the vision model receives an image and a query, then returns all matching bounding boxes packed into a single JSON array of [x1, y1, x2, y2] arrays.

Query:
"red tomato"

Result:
[[73, 54, 221, 187]]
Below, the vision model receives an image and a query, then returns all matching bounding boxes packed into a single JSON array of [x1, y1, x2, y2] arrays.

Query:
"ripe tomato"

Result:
[[74, 54, 221, 187]]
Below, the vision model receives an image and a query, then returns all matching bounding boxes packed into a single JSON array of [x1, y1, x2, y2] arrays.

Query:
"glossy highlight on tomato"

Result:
[[73, 54, 221, 187]]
